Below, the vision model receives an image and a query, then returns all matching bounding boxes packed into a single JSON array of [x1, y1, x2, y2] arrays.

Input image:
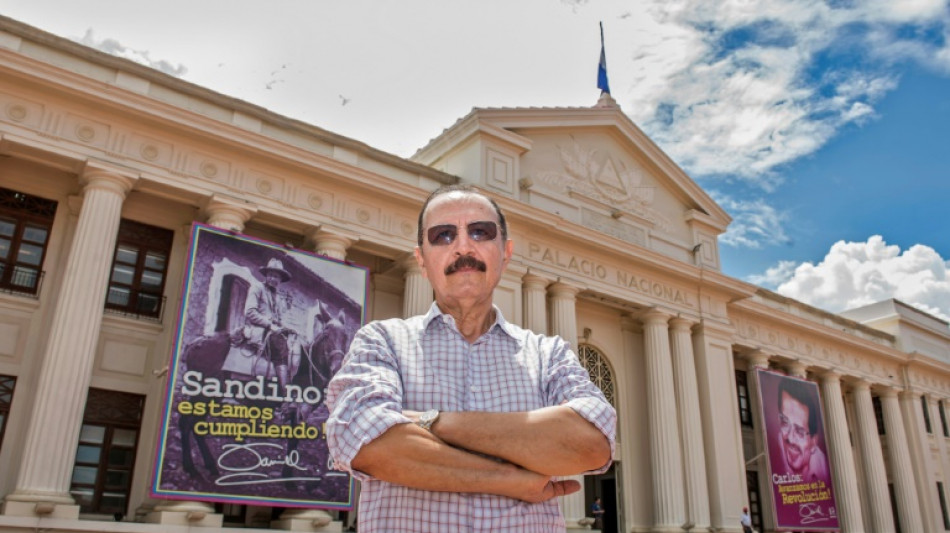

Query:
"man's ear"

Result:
[[503, 239, 513, 266], [413, 246, 428, 279]]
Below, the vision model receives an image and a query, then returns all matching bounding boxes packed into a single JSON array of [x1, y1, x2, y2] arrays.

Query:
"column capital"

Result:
[[900, 389, 924, 400], [818, 368, 843, 382], [641, 307, 672, 325], [522, 270, 554, 289], [785, 359, 808, 379], [852, 379, 872, 392], [745, 349, 771, 369], [669, 315, 695, 332], [306, 224, 358, 242], [305, 225, 357, 260], [202, 193, 257, 231], [80, 160, 138, 197], [878, 387, 899, 399], [548, 280, 580, 299]]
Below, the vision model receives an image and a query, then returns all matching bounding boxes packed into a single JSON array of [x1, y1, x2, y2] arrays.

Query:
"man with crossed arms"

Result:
[[327, 185, 616, 532]]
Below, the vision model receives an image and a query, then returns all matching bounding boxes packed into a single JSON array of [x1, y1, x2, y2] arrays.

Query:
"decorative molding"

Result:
[[531, 138, 672, 233]]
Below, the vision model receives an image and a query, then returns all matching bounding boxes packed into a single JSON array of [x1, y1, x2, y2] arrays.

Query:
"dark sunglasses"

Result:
[[426, 221, 499, 246]]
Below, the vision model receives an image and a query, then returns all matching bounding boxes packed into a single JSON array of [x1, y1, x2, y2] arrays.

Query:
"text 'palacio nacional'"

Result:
[[1, 14, 949, 533]]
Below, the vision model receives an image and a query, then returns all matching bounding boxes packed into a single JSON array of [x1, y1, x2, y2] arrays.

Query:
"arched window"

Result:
[[578, 344, 616, 407]]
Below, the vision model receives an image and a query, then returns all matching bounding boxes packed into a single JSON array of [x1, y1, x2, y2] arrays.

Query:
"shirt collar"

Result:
[[422, 301, 518, 340]]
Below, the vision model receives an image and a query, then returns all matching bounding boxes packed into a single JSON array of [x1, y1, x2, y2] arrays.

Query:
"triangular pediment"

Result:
[[414, 104, 729, 229], [412, 103, 731, 268]]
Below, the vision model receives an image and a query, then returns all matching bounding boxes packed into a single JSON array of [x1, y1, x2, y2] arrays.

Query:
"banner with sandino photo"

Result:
[[756, 368, 840, 531], [151, 223, 368, 509]]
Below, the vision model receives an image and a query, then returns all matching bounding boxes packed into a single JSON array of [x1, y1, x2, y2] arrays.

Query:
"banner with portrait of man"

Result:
[[152, 223, 368, 509], [756, 369, 840, 531]]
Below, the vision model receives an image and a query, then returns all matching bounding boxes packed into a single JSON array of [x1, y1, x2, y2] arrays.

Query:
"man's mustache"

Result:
[[445, 255, 487, 274]]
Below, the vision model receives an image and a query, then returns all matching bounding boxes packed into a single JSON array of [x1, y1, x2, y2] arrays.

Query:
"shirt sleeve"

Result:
[[325, 321, 411, 481], [541, 335, 617, 475]]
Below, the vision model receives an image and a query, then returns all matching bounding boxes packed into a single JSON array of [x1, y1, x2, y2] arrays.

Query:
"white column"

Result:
[[668, 317, 710, 531], [745, 351, 776, 533], [147, 197, 257, 527], [548, 282, 587, 530], [618, 315, 647, 532], [272, 228, 352, 531], [521, 271, 550, 335], [901, 391, 939, 532], [852, 381, 896, 532], [691, 321, 746, 531], [401, 254, 432, 317], [819, 371, 865, 532], [3, 165, 136, 519], [202, 193, 258, 231], [642, 309, 686, 532], [881, 389, 925, 532]]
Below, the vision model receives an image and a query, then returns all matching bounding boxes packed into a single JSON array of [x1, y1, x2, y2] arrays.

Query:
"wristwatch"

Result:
[[417, 409, 440, 432]]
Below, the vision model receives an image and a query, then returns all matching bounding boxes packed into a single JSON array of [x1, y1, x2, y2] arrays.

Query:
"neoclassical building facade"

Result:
[[0, 15, 949, 533]]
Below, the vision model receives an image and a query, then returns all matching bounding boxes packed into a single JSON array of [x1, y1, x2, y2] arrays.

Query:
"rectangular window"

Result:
[[105, 220, 173, 320], [736, 369, 753, 428], [940, 401, 949, 438], [69, 388, 145, 517], [0, 187, 57, 296], [0, 375, 16, 452], [745, 470, 762, 532], [873, 396, 886, 435], [924, 396, 933, 434], [938, 482, 950, 530], [889, 483, 902, 533]]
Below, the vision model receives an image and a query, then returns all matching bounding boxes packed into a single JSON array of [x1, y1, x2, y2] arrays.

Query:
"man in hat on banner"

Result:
[[244, 257, 297, 390]]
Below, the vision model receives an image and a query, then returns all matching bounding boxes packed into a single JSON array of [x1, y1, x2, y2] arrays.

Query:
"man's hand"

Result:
[[516, 472, 581, 503]]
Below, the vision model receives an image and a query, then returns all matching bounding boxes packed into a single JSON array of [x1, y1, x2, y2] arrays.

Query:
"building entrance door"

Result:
[[586, 463, 619, 533]]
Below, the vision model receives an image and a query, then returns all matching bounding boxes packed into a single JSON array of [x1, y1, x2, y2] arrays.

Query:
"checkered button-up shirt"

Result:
[[326, 303, 617, 533]]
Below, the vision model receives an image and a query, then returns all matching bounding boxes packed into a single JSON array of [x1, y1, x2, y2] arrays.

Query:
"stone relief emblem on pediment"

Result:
[[532, 139, 673, 232]]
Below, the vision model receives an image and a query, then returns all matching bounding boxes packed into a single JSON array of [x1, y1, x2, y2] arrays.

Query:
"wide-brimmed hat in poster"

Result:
[[152, 223, 368, 509]]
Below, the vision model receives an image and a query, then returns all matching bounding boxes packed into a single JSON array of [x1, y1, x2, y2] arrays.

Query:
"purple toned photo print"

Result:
[[152, 224, 368, 509], [757, 369, 840, 531]]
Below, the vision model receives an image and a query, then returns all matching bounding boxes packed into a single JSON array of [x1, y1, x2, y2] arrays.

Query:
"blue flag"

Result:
[[598, 22, 610, 95]]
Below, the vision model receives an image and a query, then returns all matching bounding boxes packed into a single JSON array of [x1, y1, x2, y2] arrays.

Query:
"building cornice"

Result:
[[0, 15, 456, 187]]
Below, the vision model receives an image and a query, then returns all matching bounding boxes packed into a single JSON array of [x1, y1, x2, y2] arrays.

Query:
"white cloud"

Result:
[[709, 192, 791, 249], [624, 0, 949, 185], [748, 260, 798, 287], [78, 29, 186, 77], [764, 236, 950, 321]]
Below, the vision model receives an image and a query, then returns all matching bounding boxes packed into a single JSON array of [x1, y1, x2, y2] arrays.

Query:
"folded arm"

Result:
[[408, 404, 611, 476], [350, 421, 579, 502]]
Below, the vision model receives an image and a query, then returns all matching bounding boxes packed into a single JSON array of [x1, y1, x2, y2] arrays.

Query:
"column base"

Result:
[[144, 502, 224, 528], [567, 517, 593, 529], [1, 500, 80, 519], [272, 512, 342, 531]]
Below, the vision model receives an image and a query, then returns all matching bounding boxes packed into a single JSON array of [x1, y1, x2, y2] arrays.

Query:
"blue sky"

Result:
[[719, 66, 950, 279], [1, 0, 948, 322]]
